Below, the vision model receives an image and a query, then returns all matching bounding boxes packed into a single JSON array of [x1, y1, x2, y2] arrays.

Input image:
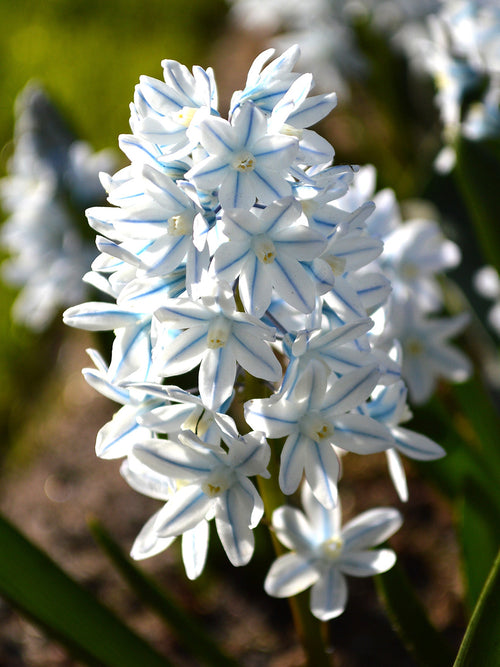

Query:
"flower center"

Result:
[[252, 235, 277, 264], [324, 254, 347, 276], [405, 337, 424, 357], [280, 123, 303, 139], [201, 469, 234, 497], [168, 212, 193, 236], [206, 316, 232, 349], [183, 407, 214, 437], [232, 150, 256, 172], [174, 106, 198, 127], [301, 413, 335, 442], [401, 262, 419, 280], [321, 535, 343, 560]]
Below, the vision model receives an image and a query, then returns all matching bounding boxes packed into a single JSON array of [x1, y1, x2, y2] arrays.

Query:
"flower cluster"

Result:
[[336, 164, 471, 404], [0, 83, 115, 330], [411, 0, 500, 170], [64, 47, 449, 620]]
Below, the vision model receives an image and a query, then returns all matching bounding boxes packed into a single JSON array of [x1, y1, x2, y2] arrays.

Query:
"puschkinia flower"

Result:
[[62, 46, 458, 623], [130, 429, 270, 568], [129, 59, 218, 160], [264, 482, 402, 620], [377, 299, 471, 404], [245, 361, 394, 508], [212, 197, 328, 316], [358, 379, 446, 500], [153, 278, 282, 409], [186, 101, 298, 210], [1, 83, 115, 330]]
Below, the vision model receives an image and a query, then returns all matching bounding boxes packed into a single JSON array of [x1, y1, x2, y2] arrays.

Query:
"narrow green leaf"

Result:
[[452, 378, 500, 478], [454, 547, 500, 667], [376, 561, 455, 667], [0, 513, 172, 667], [413, 396, 500, 515], [88, 517, 238, 667], [458, 481, 500, 611], [455, 136, 500, 274]]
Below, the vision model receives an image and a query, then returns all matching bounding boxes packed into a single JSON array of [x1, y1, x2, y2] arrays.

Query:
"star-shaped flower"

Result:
[[131, 428, 270, 567], [212, 197, 328, 316], [153, 278, 282, 409], [245, 360, 393, 508], [264, 482, 402, 620], [186, 101, 298, 210]]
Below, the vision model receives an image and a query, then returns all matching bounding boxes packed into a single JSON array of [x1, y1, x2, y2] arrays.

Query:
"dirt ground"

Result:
[[0, 330, 466, 667]]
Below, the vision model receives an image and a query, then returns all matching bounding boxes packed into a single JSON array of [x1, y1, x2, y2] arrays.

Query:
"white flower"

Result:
[[280, 317, 376, 397], [129, 382, 239, 446], [129, 58, 218, 160], [264, 482, 402, 620], [381, 219, 461, 312], [121, 453, 208, 580], [379, 299, 471, 404], [360, 380, 446, 500], [245, 360, 393, 508], [131, 429, 270, 568], [81, 348, 162, 459], [212, 197, 328, 316], [153, 278, 282, 409], [186, 101, 298, 210], [1, 83, 115, 330]]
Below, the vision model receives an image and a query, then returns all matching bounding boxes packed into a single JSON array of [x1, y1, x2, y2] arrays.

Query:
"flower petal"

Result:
[[310, 568, 348, 621], [304, 440, 339, 509], [392, 426, 445, 461], [130, 510, 176, 560], [272, 505, 316, 552], [133, 439, 212, 480], [245, 397, 299, 438], [279, 432, 308, 495], [342, 508, 403, 551], [199, 345, 237, 410], [231, 323, 281, 381], [215, 485, 255, 566], [156, 485, 213, 536], [333, 414, 393, 454], [264, 553, 319, 598], [182, 520, 210, 580], [340, 549, 397, 577], [322, 365, 381, 417]]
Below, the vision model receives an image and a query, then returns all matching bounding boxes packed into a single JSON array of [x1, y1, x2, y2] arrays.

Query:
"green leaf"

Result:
[[413, 394, 500, 514], [452, 377, 500, 478], [376, 561, 455, 667], [454, 547, 500, 666], [88, 517, 238, 667], [455, 136, 500, 274], [458, 480, 500, 611], [0, 513, 172, 667]]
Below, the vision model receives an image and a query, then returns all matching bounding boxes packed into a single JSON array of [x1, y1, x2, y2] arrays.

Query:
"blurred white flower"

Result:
[[1, 83, 116, 330]]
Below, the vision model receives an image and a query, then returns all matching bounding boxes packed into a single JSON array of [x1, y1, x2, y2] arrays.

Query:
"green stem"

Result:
[[234, 374, 333, 665], [258, 444, 333, 667]]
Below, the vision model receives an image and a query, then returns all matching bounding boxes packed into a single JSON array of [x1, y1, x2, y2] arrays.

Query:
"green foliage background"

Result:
[[0, 0, 228, 149]]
